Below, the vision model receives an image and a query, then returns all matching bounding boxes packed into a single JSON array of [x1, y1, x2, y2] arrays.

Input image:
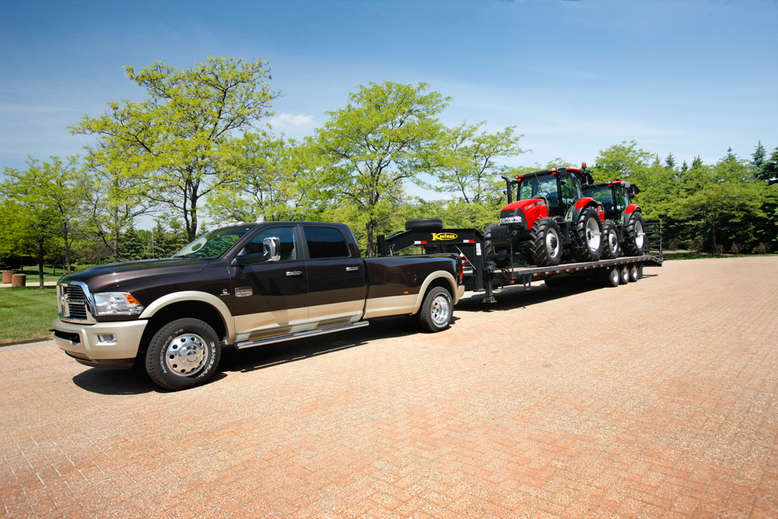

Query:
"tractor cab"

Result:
[[582, 181, 640, 222]]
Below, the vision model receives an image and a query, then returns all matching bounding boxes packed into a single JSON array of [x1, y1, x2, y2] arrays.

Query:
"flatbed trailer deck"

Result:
[[378, 220, 663, 303]]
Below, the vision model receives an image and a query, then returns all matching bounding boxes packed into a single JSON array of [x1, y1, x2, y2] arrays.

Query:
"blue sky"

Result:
[[2, 0, 777, 173]]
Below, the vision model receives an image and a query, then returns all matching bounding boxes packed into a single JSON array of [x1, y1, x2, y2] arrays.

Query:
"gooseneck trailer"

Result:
[[378, 220, 662, 303]]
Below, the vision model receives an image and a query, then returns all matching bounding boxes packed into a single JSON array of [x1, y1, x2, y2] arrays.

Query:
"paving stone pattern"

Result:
[[1, 256, 777, 518]]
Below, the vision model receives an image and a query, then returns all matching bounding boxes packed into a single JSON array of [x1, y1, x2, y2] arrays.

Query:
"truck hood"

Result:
[[59, 258, 210, 294]]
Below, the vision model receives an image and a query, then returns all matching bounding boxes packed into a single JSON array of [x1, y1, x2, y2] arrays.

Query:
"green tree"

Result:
[[208, 133, 328, 223], [1, 156, 85, 282], [592, 140, 653, 182], [763, 146, 778, 184], [752, 141, 766, 174], [431, 122, 523, 204], [313, 81, 448, 254], [73, 57, 277, 240], [665, 153, 676, 170]]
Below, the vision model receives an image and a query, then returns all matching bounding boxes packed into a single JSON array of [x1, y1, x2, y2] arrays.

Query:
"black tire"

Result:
[[405, 218, 443, 231], [619, 266, 630, 284], [623, 212, 647, 256], [418, 286, 453, 332], [575, 206, 603, 261], [628, 264, 639, 282], [484, 223, 511, 267], [601, 220, 620, 259], [530, 218, 563, 266], [145, 318, 222, 390]]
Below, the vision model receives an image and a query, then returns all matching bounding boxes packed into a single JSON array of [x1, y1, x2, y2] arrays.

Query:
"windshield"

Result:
[[516, 173, 558, 201], [173, 225, 254, 259]]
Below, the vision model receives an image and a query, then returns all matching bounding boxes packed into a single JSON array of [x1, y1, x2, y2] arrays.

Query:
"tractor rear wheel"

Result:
[[601, 220, 619, 259], [530, 218, 563, 266], [575, 207, 603, 261], [623, 212, 647, 255]]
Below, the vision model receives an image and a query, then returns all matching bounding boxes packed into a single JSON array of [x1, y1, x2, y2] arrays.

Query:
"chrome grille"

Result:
[[59, 283, 93, 322]]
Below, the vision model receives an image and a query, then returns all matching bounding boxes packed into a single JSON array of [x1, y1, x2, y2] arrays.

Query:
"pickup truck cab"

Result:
[[53, 222, 464, 390]]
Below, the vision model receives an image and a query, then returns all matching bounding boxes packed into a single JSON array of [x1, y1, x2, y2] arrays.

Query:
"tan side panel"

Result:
[[234, 307, 309, 340], [363, 294, 417, 319]]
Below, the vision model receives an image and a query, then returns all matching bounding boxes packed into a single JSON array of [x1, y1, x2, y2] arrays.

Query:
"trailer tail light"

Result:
[[463, 239, 475, 243], [413, 240, 428, 245]]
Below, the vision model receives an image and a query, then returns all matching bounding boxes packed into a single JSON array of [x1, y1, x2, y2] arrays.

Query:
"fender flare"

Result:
[[138, 291, 235, 341], [411, 270, 459, 314]]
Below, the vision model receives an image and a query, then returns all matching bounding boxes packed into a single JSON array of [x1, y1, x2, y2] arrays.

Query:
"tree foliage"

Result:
[[72, 57, 277, 240], [313, 81, 449, 254]]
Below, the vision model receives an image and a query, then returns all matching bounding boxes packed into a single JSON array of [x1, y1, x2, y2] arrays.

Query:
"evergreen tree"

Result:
[[691, 156, 703, 169], [752, 141, 766, 169], [763, 147, 778, 184], [665, 153, 676, 169], [681, 161, 689, 172]]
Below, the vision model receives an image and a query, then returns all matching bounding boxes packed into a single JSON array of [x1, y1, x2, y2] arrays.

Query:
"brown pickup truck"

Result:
[[53, 222, 464, 389]]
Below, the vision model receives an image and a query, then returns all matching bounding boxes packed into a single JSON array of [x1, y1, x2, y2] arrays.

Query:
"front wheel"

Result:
[[418, 286, 453, 332], [623, 212, 647, 256], [530, 218, 563, 266], [145, 318, 222, 390], [601, 220, 620, 259], [575, 207, 603, 261]]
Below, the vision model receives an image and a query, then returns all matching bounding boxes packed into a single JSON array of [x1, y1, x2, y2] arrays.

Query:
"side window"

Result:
[[559, 175, 576, 207], [304, 226, 350, 259], [614, 189, 627, 212], [244, 226, 297, 261]]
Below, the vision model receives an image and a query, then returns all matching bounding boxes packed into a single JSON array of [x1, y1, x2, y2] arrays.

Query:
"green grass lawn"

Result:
[[0, 287, 57, 343]]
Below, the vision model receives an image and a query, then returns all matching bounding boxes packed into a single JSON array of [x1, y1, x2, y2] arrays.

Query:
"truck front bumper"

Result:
[[52, 318, 148, 369]]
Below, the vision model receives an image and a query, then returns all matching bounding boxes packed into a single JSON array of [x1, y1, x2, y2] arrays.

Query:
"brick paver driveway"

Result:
[[1, 257, 777, 518]]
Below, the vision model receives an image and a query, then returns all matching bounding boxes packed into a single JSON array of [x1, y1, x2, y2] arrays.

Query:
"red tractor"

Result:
[[582, 180, 646, 257], [490, 164, 605, 267]]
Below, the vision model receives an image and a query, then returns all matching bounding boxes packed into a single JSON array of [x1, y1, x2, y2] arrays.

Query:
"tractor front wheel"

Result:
[[623, 212, 647, 256], [601, 220, 620, 259], [530, 218, 563, 266], [575, 207, 603, 262]]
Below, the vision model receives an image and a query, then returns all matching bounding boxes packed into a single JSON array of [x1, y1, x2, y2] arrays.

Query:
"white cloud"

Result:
[[269, 113, 315, 134]]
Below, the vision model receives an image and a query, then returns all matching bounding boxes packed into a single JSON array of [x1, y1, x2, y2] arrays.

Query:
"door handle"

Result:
[[286, 270, 303, 277], [345, 266, 360, 272]]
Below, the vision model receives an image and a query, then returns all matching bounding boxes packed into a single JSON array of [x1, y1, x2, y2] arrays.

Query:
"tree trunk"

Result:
[[366, 217, 376, 257], [38, 239, 45, 288], [63, 221, 71, 273]]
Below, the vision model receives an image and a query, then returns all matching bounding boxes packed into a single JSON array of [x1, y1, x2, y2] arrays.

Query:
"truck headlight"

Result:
[[93, 292, 144, 316]]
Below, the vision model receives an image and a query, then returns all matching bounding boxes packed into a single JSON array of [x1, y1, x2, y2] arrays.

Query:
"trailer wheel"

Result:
[[606, 267, 621, 287], [620, 266, 630, 284], [405, 218, 443, 231], [601, 220, 619, 259], [629, 264, 639, 282], [623, 212, 647, 256], [144, 318, 222, 390], [575, 207, 602, 261], [530, 218, 563, 266], [418, 286, 453, 332], [636, 264, 644, 279]]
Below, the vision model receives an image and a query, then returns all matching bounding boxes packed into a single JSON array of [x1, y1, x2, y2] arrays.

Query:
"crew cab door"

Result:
[[229, 225, 310, 341], [302, 225, 367, 327]]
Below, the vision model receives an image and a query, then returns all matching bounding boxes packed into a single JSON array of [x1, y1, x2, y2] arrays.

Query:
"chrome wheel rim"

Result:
[[635, 220, 645, 249], [430, 295, 451, 327], [586, 217, 601, 252], [165, 333, 208, 376], [546, 228, 560, 259]]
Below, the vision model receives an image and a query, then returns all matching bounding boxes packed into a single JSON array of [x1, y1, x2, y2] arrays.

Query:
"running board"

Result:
[[234, 321, 370, 350]]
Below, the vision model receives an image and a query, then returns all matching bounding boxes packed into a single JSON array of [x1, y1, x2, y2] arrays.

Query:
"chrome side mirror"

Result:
[[263, 237, 281, 262]]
